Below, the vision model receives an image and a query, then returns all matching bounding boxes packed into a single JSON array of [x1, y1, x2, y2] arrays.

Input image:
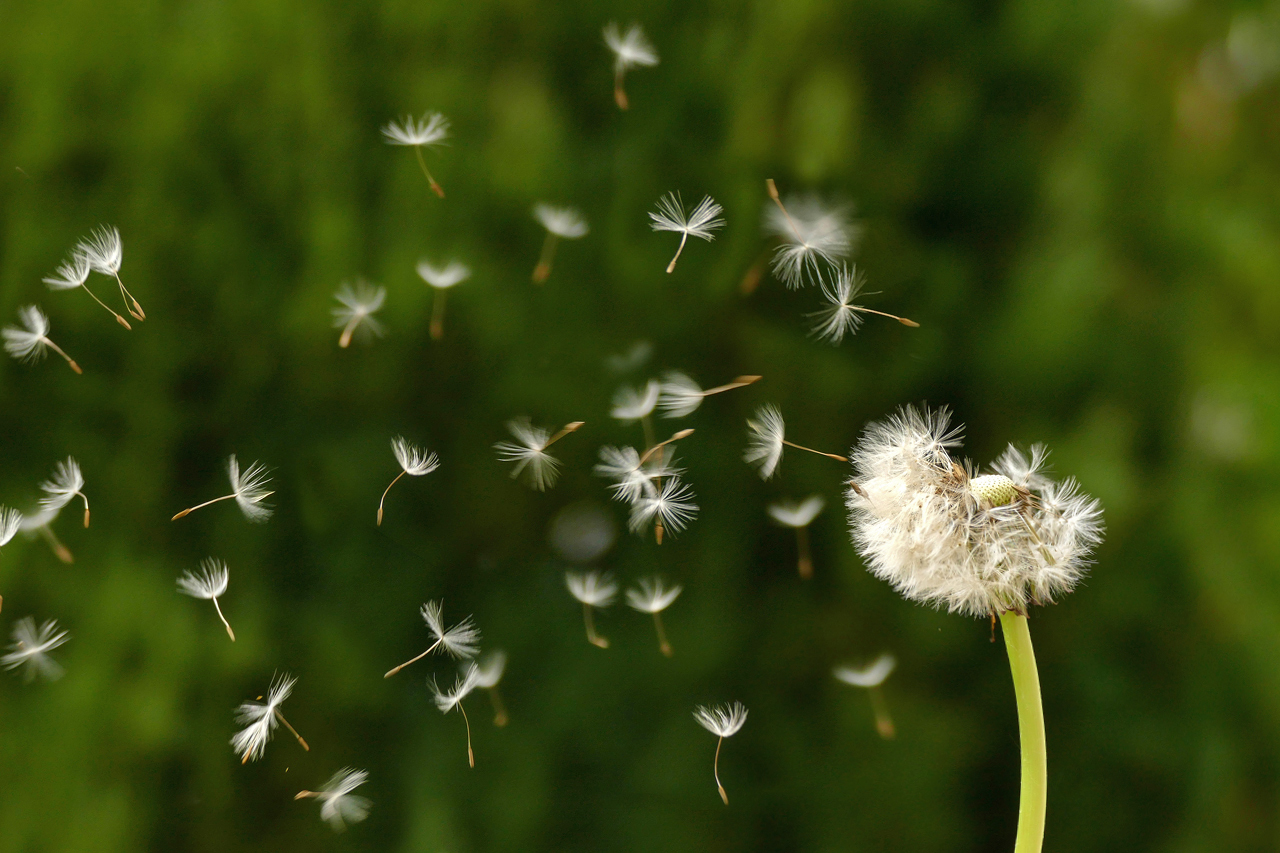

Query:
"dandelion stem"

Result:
[[79, 283, 132, 330], [1000, 610, 1047, 853], [781, 439, 847, 462], [652, 611, 673, 657], [544, 421, 585, 449], [430, 288, 448, 340], [533, 232, 558, 283], [378, 470, 407, 526], [714, 735, 728, 805], [488, 686, 508, 727], [212, 597, 236, 642], [855, 306, 919, 327], [274, 709, 310, 752], [115, 273, 145, 321], [171, 493, 236, 520], [384, 638, 443, 677], [583, 603, 608, 648], [637, 429, 693, 466], [459, 701, 475, 768], [76, 492, 90, 528], [414, 146, 445, 198], [294, 790, 318, 800], [795, 525, 813, 580], [703, 376, 762, 396], [765, 178, 804, 246], [614, 68, 629, 110], [666, 232, 689, 274], [869, 685, 895, 739], [42, 337, 82, 374]]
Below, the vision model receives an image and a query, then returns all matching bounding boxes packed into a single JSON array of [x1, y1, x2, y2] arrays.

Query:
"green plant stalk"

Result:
[[1000, 611, 1047, 853]]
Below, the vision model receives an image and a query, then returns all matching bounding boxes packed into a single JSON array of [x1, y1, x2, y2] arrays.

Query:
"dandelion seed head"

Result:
[[228, 455, 274, 522], [693, 702, 748, 738], [627, 476, 698, 537], [2, 617, 69, 682], [846, 405, 1105, 617], [625, 577, 683, 613], [566, 570, 618, 607], [534, 204, 589, 239], [416, 260, 471, 289], [744, 404, 786, 480], [494, 418, 564, 491], [604, 22, 659, 72], [76, 225, 123, 276], [382, 113, 450, 147], [610, 380, 661, 422], [834, 653, 897, 688], [3, 306, 51, 363], [392, 437, 440, 477], [767, 495, 825, 528], [38, 457, 84, 514], [177, 558, 230, 600], [43, 253, 91, 291], [649, 193, 725, 241], [331, 281, 386, 341]]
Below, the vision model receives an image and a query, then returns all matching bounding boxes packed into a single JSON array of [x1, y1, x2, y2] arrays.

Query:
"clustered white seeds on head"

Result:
[[846, 405, 1104, 618]]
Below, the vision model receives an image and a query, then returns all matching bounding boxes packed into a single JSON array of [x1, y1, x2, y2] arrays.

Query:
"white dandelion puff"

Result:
[[834, 654, 898, 738], [416, 259, 471, 340], [430, 664, 482, 767], [768, 495, 825, 579], [2, 617, 69, 682], [649, 192, 725, 273], [3, 306, 82, 374], [808, 265, 918, 343], [230, 672, 309, 763], [744, 404, 846, 480], [75, 225, 144, 321], [378, 437, 440, 525], [384, 600, 480, 678], [628, 475, 698, 544], [331, 280, 386, 348], [531, 204, 589, 283], [39, 457, 90, 528], [566, 570, 616, 648], [763, 181, 861, 289], [177, 558, 235, 641], [603, 22, 659, 109], [172, 455, 274, 522], [656, 372, 761, 418], [43, 250, 132, 329], [626, 577, 682, 657], [473, 649, 509, 726], [494, 418, 584, 491], [693, 702, 748, 804], [382, 112, 450, 197], [295, 768, 371, 831]]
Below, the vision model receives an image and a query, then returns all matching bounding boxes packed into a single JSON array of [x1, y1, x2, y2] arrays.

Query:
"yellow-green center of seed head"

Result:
[[970, 474, 1018, 507]]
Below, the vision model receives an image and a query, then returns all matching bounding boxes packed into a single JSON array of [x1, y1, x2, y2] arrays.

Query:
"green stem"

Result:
[[1000, 611, 1047, 853]]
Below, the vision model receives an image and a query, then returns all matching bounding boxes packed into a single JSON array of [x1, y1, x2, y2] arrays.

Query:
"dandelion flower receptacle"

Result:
[[846, 405, 1103, 853], [693, 702, 747, 805]]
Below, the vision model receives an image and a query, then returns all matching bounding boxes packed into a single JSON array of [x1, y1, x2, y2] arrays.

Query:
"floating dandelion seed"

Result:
[[605, 340, 653, 374], [75, 225, 144, 321], [626, 577, 682, 657], [172, 455, 274, 522], [744, 404, 847, 480], [2, 617, 69, 682], [834, 654, 897, 739], [177, 558, 236, 641], [808, 265, 918, 343], [847, 405, 1104, 852], [39, 457, 90, 528], [295, 768, 371, 831], [768, 495, 825, 579], [378, 437, 440, 525], [0, 507, 19, 548], [472, 650, 509, 726], [566, 571, 616, 648], [416, 259, 470, 340], [693, 702, 748, 805], [3, 306, 82, 374], [231, 672, 309, 763], [594, 430, 691, 505], [384, 600, 480, 678], [657, 372, 761, 418], [382, 112, 450, 197], [431, 664, 481, 767], [763, 180, 861, 289], [649, 193, 724, 273], [19, 507, 73, 563], [331, 280, 386, 348], [532, 204, 588, 283], [494, 418, 584, 491], [43, 250, 132, 329], [603, 22, 659, 109], [628, 475, 698, 544]]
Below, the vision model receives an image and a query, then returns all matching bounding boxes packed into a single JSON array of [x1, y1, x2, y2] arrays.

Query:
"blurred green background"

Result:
[[2, 0, 1279, 850]]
